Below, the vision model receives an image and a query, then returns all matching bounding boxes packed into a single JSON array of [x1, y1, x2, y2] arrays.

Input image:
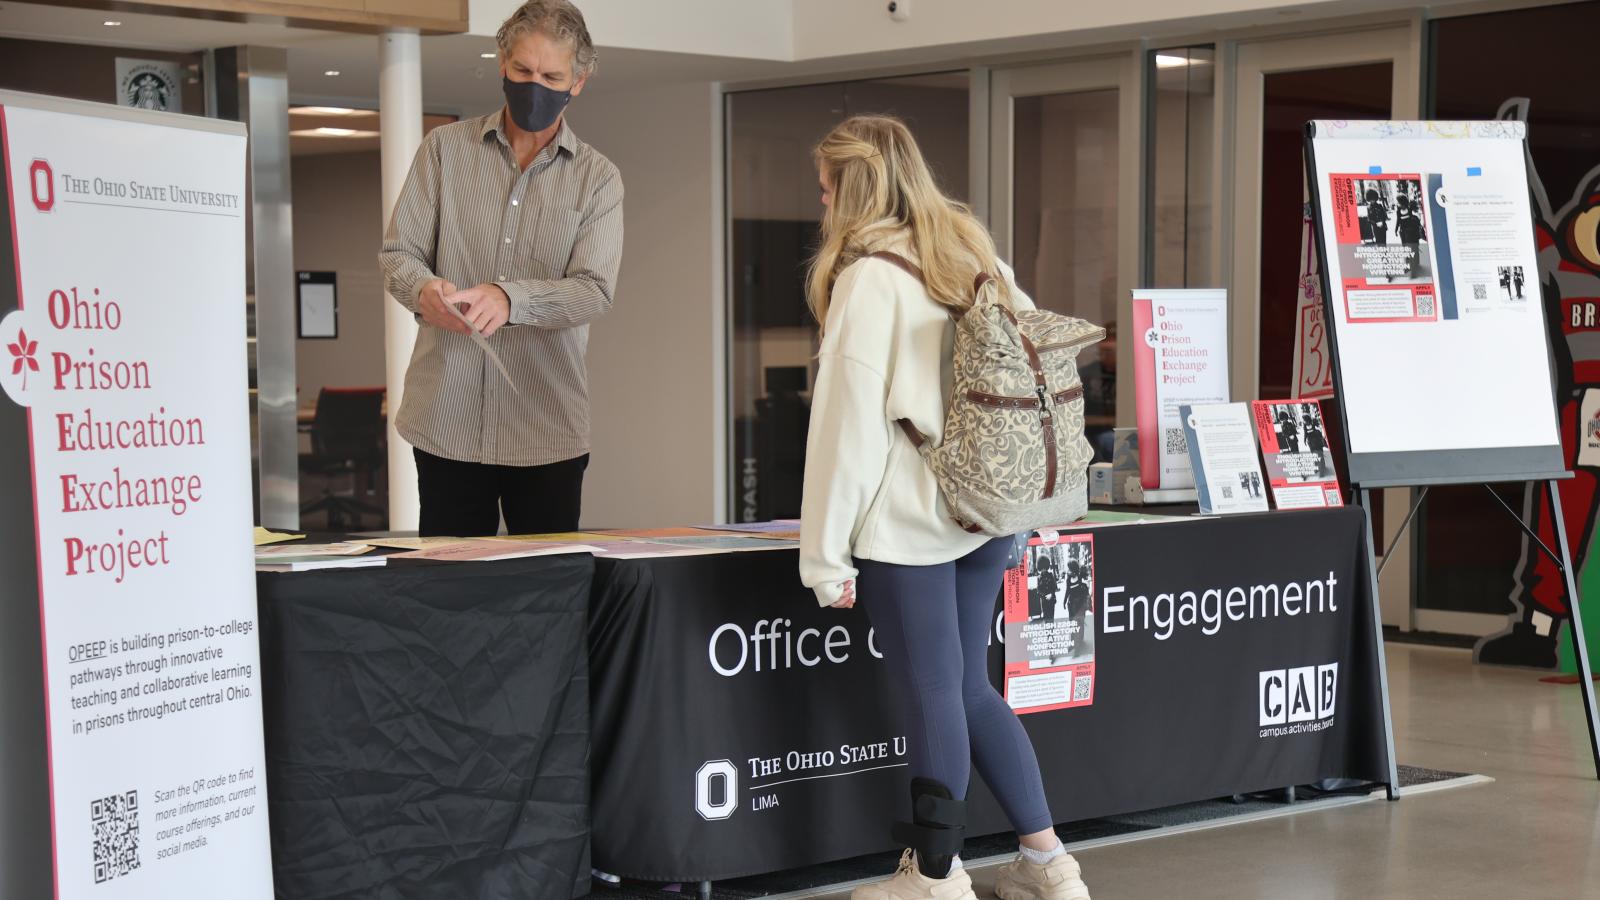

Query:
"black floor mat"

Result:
[[588, 765, 1472, 899]]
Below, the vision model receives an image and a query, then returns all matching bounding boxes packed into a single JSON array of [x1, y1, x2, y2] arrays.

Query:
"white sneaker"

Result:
[[852, 850, 978, 900], [994, 851, 1090, 900]]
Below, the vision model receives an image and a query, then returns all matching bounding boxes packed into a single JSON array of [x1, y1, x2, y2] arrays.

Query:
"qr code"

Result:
[[1472, 283, 1487, 300], [1221, 486, 1234, 499], [1164, 428, 1187, 455], [1416, 294, 1436, 317], [1072, 674, 1093, 702], [91, 790, 140, 884]]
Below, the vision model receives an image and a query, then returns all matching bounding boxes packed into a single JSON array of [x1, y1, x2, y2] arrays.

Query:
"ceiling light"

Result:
[[103, 19, 122, 26], [1154, 54, 1192, 68], [291, 127, 379, 138], [291, 106, 361, 116], [479, 52, 497, 59], [323, 69, 341, 77]]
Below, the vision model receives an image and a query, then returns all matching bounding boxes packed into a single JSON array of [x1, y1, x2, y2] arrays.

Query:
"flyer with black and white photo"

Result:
[[1180, 403, 1270, 515], [1327, 172, 1441, 323], [1251, 400, 1344, 509], [1003, 532, 1096, 715]]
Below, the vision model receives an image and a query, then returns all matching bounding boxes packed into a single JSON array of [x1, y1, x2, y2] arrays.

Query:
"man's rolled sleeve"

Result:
[[379, 133, 446, 313]]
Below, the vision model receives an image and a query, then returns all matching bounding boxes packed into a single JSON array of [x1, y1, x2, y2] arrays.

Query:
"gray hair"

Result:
[[496, 0, 598, 77]]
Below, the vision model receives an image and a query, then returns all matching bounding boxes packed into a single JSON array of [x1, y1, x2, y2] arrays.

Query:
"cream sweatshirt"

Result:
[[798, 247, 1035, 607]]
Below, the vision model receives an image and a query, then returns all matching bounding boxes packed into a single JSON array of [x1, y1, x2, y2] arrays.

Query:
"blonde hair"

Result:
[[807, 115, 1009, 330], [497, 0, 598, 77]]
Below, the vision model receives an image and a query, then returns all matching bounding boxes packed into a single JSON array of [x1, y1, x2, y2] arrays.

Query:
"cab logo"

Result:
[[1258, 663, 1338, 730]]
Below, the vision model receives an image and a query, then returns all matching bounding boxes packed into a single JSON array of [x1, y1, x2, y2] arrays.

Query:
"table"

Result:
[[587, 508, 1388, 882], [256, 553, 594, 900]]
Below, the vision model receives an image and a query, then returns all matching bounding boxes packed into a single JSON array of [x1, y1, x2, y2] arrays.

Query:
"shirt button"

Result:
[[504, 237, 511, 244], [512, 199, 519, 206], [498, 275, 507, 281]]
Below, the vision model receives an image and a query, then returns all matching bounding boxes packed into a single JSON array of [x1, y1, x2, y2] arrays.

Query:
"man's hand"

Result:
[[449, 284, 513, 337], [417, 279, 471, 335]]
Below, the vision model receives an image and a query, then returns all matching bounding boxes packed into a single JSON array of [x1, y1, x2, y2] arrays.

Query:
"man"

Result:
[[380, 0, 623, 537]]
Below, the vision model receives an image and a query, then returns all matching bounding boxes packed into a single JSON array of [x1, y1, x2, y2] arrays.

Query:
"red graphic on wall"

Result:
[[7, 328, 38, 389], [1478, 97, 1600, 669], [29, 158, 52, 212]]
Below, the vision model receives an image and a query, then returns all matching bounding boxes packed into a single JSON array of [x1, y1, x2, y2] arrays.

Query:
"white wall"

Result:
[[470, 0, 793, 61], [567, 81, 726, 527]]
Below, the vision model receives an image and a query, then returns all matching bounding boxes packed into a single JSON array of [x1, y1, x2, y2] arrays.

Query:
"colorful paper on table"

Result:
[[652, 535, 799, 552], [256, 555, 389, 572], [253, 526, 305, 546], [389, 540, 597, 562], [255, 541, 372, 559], [697, 521, 802, 534], [591, 527, 733, 539], [492, 532, 618, 543], [362, 536, 479, 551], [580, 540, 728, 559]]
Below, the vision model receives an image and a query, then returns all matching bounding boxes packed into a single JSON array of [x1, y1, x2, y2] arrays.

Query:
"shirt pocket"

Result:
[[530, 207, 584, 276]]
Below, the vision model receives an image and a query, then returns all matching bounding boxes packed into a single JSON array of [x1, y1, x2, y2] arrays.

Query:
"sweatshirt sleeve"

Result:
[[798, 261, 897, 607], [998, 259, 1037, 313]]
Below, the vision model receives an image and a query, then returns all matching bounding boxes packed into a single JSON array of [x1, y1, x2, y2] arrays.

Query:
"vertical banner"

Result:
[[1131, 289, 1230, 493], [0, 95, 272, 898], [1003, 531, 1096, 715]]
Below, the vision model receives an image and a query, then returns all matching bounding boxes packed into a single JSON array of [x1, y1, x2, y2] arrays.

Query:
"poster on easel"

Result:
[[0, 91, 273, 898], [1304, 120, 1562, 481]]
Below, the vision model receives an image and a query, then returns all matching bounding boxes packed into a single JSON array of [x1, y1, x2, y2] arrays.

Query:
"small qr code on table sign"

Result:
[[1472, 283, 1487, 300], [1416, 294, 1435, 317], [1164, 428, 1187, 455]]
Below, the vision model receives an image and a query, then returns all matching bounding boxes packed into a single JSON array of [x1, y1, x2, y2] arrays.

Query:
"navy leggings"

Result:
[[856, 537, 1054, 836]]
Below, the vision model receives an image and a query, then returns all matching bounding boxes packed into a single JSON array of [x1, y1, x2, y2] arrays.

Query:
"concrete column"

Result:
[[380, 29, 423, 532]]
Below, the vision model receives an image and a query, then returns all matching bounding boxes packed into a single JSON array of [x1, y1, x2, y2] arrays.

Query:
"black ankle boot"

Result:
[[892, 778, 966, 878]]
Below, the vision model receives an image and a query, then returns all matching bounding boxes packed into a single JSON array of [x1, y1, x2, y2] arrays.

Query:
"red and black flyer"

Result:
[[1003, 531, 1096, 715], [1327, 172, 1440, 323], [1251, 399, 1345, 509]]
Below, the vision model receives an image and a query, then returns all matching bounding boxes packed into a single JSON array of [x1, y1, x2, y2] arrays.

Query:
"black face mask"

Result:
[[502, 76, 571, 132]]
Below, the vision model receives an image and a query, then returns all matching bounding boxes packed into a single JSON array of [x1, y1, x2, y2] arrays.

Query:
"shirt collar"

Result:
[[480, 109, 579, 158]]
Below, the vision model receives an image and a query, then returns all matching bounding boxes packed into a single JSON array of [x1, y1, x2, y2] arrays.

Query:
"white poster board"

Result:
[[1305, 120, 1563, 485], [0, 92, 272, 898]]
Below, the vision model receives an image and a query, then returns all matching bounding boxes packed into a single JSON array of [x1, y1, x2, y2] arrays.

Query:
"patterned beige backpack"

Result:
[[871, 251, 1106, 535]]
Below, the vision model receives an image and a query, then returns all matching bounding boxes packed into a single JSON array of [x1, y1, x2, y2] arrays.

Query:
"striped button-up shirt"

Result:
[[379, 110, 624, 466]]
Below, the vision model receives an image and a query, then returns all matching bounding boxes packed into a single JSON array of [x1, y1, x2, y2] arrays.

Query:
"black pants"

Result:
[[414, 448, 588, 537]]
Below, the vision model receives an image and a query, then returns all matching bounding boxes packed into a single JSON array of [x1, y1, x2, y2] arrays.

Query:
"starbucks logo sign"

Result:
[[116, 59, 183, 114]]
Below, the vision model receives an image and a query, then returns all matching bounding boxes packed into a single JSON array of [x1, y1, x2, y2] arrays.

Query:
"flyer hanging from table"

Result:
[[0, 94, 273, 898], [1003, 531, 1097, 714]]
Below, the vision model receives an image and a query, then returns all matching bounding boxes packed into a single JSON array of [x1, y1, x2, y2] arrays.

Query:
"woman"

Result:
[[798, 115, 1092, 900]]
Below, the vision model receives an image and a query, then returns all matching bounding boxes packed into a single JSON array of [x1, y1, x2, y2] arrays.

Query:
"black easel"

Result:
[[1303, 122, 1600, 792]]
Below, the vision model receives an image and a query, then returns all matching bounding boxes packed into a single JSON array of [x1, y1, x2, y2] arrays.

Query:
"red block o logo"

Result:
[[29, 159, 53, 212]]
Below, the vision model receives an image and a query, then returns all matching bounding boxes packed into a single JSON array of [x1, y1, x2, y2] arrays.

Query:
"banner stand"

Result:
[[1304, 121, 1600, 784]]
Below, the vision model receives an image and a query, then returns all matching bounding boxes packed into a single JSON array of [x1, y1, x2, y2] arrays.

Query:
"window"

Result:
[[725, 73, 971, 522]]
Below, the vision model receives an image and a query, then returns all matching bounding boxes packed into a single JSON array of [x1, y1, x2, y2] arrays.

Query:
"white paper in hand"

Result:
[[447, 301, 520, 395]]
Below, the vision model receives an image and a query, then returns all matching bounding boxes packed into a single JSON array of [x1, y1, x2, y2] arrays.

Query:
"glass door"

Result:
[[990, 55, 1142, 447], [1231, 25, 1420, 625]]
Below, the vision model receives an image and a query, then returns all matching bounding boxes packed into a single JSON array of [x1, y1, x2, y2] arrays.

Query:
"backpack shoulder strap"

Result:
[[867, 250, 926, 284]]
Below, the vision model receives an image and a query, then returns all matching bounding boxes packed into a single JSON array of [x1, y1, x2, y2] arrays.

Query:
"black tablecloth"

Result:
[[257, 554, 595, 900], [587, 509, 1388, 882]]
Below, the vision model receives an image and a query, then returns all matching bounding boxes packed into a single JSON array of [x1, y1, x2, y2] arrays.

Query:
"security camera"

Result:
[[887, 0, 911, 21]]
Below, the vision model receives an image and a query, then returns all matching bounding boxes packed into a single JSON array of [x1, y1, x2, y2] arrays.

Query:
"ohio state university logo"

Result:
[[30, 158, 53, 212]]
